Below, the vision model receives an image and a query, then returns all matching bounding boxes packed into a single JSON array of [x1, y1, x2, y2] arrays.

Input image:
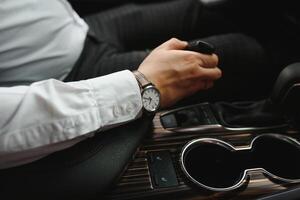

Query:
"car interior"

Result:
[[0, 0, 300, 199]]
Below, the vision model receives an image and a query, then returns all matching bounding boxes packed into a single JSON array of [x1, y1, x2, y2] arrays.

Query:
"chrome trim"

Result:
[[180, 133, 300, 191], [142, 85, 161, 113], [165, 124, 287, 132], [160, 102, 211, 117]]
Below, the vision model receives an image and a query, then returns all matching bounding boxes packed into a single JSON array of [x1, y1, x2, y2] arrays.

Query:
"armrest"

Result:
[[0, 116, 153, 200]]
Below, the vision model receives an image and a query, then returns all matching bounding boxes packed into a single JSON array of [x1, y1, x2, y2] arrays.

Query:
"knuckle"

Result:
[[200, 54, 219, 68], [169, 37, 180, 44], [197, 66, 205, 74], [172, 67, 182, 79], [200, 57, 209, 67], [214, 68, 222, 79], [184, 68, 197, 81], [185, 53, 199, 63], [190, 65, 200, 75], [198, 59, 204, 67], [211, 54, 219, 66]]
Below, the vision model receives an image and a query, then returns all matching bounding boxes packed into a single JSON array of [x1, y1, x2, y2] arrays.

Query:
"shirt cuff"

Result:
[[87, 70, 143, 130]]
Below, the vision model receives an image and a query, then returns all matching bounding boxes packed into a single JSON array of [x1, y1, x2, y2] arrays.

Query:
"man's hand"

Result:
[[138, 38, 221, 108]]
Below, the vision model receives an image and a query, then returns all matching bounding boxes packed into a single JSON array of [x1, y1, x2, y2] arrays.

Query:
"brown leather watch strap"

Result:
[[133, 70, 152, 88]]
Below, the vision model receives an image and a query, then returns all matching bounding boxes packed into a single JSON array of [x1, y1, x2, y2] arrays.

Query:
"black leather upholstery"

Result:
[[0, 115, 153, 200]]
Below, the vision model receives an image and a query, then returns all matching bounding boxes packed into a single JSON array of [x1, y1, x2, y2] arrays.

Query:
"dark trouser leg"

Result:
[[66, 0, 235, 80], [83, 0, 239, 49], [182, 33, 270, 105], [64, 36, 149, 81], [66, 0, 270, 102], [84, 0, 203, 50]]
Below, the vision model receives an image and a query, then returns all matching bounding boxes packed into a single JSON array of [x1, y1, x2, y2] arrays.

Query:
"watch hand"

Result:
[[149, 97, 153, 104]]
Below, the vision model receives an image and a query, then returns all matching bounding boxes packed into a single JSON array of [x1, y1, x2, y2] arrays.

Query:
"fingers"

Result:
[[181, 51, 221, 79], [198, 53, 219, 68], [188, 52, 218, 68], [171, 50, 218, 68], [155, 38, 219, 67], [197, 66, 222, 81], [155, 38, 219, 68], [156, 38, 188, 50]]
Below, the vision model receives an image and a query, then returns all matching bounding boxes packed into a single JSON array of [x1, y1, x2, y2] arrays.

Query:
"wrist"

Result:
[[133, 70, 149, 88]]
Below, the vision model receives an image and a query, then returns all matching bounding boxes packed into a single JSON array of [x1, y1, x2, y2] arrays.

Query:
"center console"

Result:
[[160, 102, 287, 132], [2, 62, 300, 200], [105, 114, 300, 200], [105, 63, 300, 200]]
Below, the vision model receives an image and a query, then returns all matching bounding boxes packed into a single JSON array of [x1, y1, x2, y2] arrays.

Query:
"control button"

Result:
[[161, 177, 168, 182], [156, 156, 162, 161], [147, 151, 179, 188], [160, 114, 178, 128]]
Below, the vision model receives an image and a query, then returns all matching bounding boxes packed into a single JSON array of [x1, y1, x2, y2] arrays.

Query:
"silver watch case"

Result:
[[141, 85, 161, 113]]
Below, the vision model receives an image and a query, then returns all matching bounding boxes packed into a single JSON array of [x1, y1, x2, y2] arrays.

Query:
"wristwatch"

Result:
[[133, 70, 161, 113]]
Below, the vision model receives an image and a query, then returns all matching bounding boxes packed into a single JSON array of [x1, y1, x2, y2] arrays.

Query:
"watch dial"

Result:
[[142, 87, 160, 112]]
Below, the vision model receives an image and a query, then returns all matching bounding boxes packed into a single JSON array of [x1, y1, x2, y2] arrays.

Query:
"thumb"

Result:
[[156, 38, 188, 50]]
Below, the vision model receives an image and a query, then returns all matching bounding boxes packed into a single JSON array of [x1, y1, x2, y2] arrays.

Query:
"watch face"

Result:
[[142, 86, 160, 112]]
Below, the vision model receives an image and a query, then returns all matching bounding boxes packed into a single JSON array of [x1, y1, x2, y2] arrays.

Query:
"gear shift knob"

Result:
[[185, 40, 215, 55], [270, 63, 300, 122]]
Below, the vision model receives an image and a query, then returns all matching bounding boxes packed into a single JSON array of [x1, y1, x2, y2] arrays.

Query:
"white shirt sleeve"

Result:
[[0, 70, 142, 169]]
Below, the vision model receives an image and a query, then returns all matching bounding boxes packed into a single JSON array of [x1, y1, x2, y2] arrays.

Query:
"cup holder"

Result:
[[180, 134, 300, 191]]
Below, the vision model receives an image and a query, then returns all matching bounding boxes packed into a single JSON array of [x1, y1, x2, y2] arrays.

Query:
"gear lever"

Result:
[[185, 40, 216, 55], [212, 63, 300, 128], [160, 62, 300, 131], [269, 63, 300, 126]]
